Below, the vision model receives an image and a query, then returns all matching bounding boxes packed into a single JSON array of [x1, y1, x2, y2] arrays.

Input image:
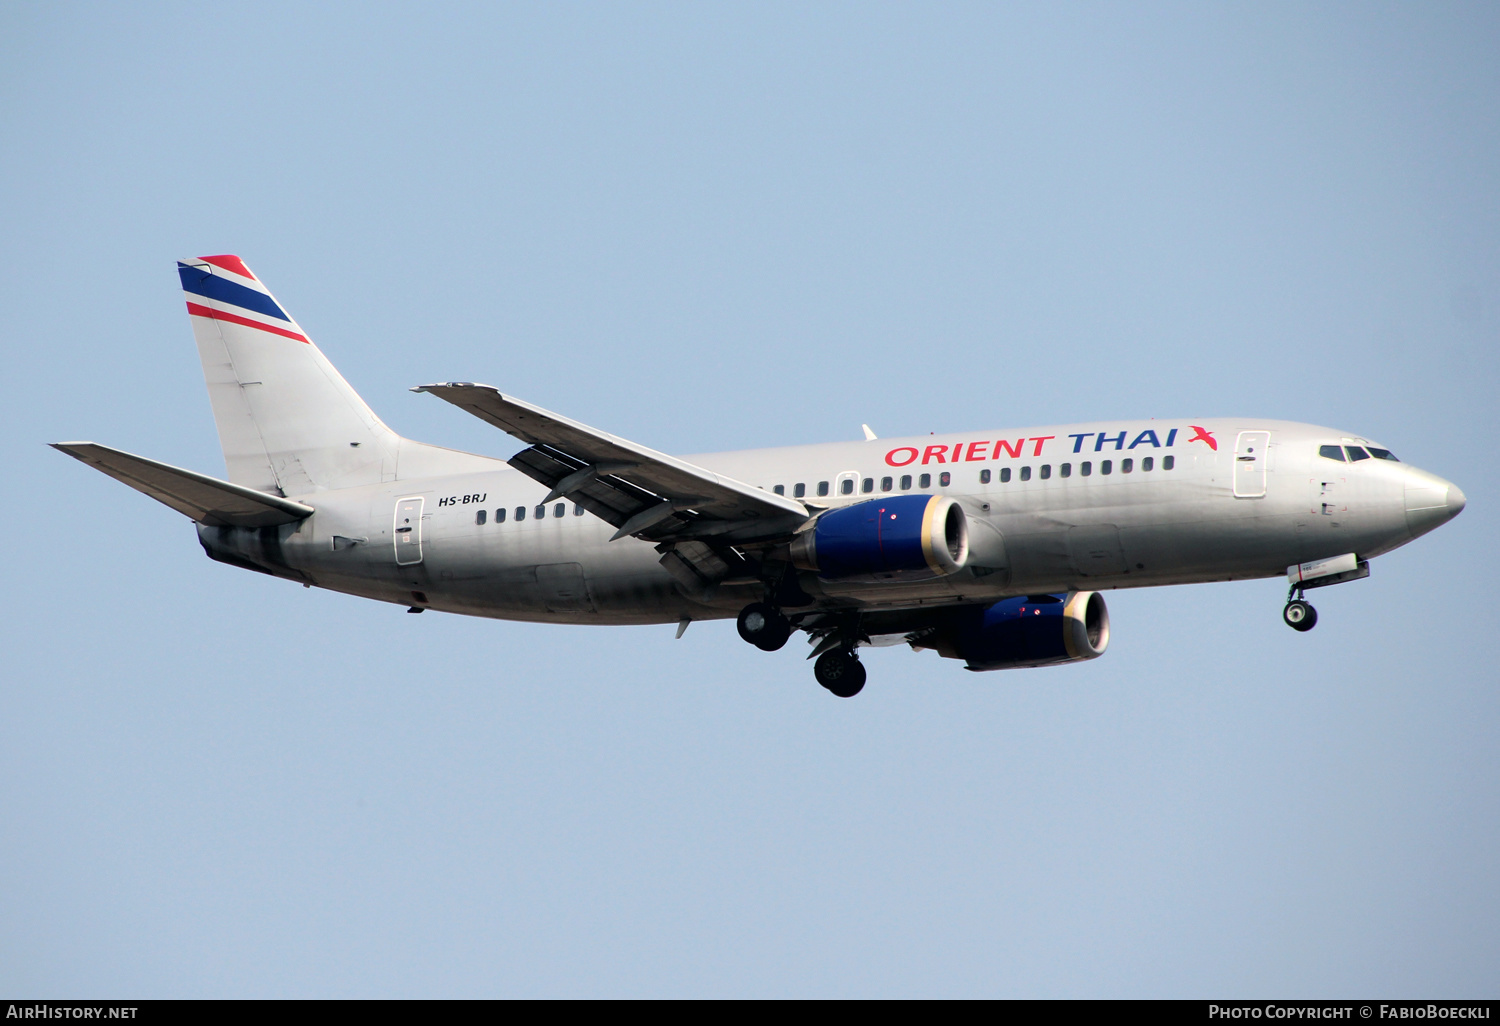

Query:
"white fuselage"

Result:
[[199, 417, 1462, 626]]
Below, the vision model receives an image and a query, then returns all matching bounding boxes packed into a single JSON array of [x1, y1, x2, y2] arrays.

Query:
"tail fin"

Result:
[[180, 255, 401, 495]]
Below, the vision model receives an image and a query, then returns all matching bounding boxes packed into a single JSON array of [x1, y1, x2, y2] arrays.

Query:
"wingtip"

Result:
[[413, 381, 482, 389], [413, 381, 495, 395]]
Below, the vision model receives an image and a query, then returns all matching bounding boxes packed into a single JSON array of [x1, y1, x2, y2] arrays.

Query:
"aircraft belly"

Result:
[[419, 517, 713, 623], [1068, 524, 1127, 576], [997, 483, 1309, 591]]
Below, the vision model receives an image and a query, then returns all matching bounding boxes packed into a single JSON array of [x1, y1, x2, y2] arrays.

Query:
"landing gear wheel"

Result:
[[1283, 600, 1317, 632], [814, 650, 866, 698], [737, 602, 791, 651]]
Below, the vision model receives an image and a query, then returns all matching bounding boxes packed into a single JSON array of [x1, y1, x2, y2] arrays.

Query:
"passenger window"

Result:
[[1163, 455, 1175, 470], [496, 508, 507, 523], [475, 509, 487, 525], [1081, 461, 1092, 476], [1368, 447, 1400, 462], [773, 485, 785, 495], [1101, 460, 1113, 475], [840, 479, 854, 495], [880, 476, 893, 492], [818, 481, 830, 497], [794, 483, 806, 498], [939, 472, 951, 486], [1000, 467, 1011, 483], [862, 478, 874, 493], [554, 503, 566, 518], [919, 474, 931, 488], [535, 504, 546, 519], [574, 504, 584, 516], [1039, 465, 1051, 480], [1122, 458, 1133, 473], [1020, 466, 1032, 482], [1319, 445, 1346, 462], [979, 469, 991, 484], [1345, 446, 1370, 462], [1060, 463, 1071, 478], [900, 475, 912, 490], [1142, 457, 1153, 472], [515, 506, 526, 521]]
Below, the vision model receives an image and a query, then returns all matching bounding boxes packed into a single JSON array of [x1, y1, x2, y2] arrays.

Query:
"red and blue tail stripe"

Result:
[[178, 255, 310, 344]]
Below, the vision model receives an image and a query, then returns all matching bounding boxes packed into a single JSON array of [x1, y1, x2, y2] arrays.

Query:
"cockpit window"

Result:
[[1367, 447, 1400, 461], [1319, 445, 1346, 462], [1345, 446, 1370, 462]]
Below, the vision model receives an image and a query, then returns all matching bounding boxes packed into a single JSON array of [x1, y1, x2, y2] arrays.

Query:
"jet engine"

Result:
[[922, 591, 1110, 671], [790, 494, 969, 582]]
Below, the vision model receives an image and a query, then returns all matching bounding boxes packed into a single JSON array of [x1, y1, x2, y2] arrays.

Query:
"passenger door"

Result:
[[1233, 431, 1270, 498], [394, 496, 425, 565]]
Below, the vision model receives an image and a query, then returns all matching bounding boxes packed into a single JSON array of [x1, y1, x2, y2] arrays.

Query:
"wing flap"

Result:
[[412, 383, 808, 542], [52, 442, 314, 528], [507, 443, 659, 529]]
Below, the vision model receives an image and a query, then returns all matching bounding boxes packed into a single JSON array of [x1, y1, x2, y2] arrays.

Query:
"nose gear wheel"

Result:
[[1283, 599, 1317, 631], [1283, 582, 1318, 632]]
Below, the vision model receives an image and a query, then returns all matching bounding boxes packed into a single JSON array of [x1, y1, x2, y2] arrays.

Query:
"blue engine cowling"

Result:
[[789, 494, 968, 582], [926, 591, 1110, 671]]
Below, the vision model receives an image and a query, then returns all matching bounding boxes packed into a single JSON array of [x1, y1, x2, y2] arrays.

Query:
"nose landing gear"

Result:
[[1283, 586, 1318, 632]]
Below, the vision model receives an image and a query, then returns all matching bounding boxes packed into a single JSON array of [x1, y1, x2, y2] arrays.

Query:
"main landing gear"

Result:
[[736, 601, 867, 697], [1283, 586, 1318, 632], [737, 602, 791, 651], [813, 648, 866, 698]]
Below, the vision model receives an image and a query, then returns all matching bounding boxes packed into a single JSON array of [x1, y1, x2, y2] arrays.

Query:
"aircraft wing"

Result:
[[412, 382, 809, 544], [52, 442, 314, 528]]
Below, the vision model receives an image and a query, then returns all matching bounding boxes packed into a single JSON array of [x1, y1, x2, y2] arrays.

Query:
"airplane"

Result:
[[53, 255, 1467, 698]]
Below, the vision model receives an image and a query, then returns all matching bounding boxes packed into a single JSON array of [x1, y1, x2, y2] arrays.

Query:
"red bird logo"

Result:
[[1188, 425, 1217, 451]]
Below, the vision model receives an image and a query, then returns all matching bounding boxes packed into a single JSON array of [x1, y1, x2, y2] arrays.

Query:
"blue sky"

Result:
[[2, 2, 1496, 997]]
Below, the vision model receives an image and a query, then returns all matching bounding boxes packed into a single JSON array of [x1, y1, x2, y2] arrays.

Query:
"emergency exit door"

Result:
[[1233, 431, 1270, 498], [394, 497, 425, 565]]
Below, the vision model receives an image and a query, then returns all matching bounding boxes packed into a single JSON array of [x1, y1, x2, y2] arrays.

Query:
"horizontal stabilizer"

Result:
[[51, 442, 314, 528]]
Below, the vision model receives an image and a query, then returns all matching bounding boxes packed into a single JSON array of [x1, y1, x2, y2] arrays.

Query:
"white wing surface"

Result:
[[412, 382, 808, 546]]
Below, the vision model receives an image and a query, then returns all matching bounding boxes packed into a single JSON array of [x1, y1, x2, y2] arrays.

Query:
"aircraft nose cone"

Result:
[[1448, 482, 1466, 517], [1404, 470, 1465, 539]]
